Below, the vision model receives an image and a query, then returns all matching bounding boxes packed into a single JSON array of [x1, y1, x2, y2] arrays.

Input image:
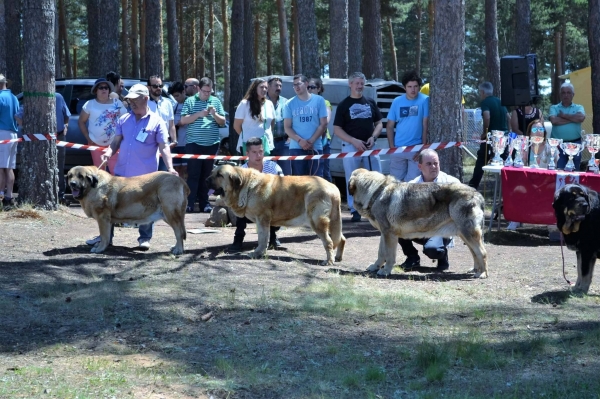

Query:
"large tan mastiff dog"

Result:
[[207, 164, 346, 265], [348, 168, 488, 278], [67, 166, 190, 255]]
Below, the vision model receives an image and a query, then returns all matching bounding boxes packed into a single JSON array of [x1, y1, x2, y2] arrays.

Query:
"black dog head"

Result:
[[553, 183, 597, 235]]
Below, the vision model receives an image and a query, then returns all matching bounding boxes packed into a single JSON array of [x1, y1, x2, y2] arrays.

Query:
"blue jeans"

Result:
[[557, 139, 582, 171], [322, 139, 332, 182], [271, 138, 291, 176], [186, 142, 219, 209], [399, 236, 450, 260], [289, 148, 323, 177]]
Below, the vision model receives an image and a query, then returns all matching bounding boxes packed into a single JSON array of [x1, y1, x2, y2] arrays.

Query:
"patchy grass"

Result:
[[1, 207, 600, 398]]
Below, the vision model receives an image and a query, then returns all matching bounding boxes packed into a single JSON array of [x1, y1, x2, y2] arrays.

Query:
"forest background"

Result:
[[0, 0, 599, 209]]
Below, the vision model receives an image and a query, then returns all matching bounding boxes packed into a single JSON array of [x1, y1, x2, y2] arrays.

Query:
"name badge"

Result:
[[136, 129, 148, 142]]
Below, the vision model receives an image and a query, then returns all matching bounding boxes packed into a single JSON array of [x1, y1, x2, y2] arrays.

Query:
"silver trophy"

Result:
[[513, 135, 531, 168], [585, 134, 600, 173], [487, 130, 507, 166], [560, 142, 583, 172], [529, 135, 545, 168], [547, 138, 562, 170], [504, 136, 516, 167]]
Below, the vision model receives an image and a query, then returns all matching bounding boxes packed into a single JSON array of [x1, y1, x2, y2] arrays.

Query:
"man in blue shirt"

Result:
[[283, 74, 328, 177], [0, 74, 20, 208], [386, 71, 429, 182], [549, 82, 586, 170]]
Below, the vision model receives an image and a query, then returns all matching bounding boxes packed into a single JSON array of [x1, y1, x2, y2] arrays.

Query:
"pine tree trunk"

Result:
[[266, 19, 272, 76], [329, 0, 348, 78], [230, 0, 245, 154], [140, 0, 147, 77], [5, 0, 23, 93], [254, 12, 260, 74], [485, 0, 500, 97], [131, 0, 140, 77], [297, 0, 319, 78], [166, 0, 181, 81], [429, 0, 465, 182], [20, 0, 58, 209], [222, 0, 230, 112], [590, 0, 600, 134], [87, 0, 120, 76], [514, 0, 530, 55], [415, 0, 422, 76], [177, 0, 184, 79], [121, 0, 130, 76], [54, 6, 61, 78], [276, 0, 292, 76], [387, 16, 398, 81], [198, 4, 205, 78], [144, 0, 163, 77], [347, 0, 361, 74], [362, 0, 383, 79], [209, 0, 216, 83], [428, 0, 434, 64], [292, 0, 302, 74], [59, 0, 72, 77], [243, 0, 255, 86], [552, 31, 562, 104], [0, 0, 5, 73]]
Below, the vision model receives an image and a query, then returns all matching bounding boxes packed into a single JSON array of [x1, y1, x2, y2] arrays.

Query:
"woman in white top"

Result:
[[78, 78, 127, 174], [234, 78, 275, 154]]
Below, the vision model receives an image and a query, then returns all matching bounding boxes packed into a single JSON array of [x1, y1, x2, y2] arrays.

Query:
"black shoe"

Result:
[[268, 238, 282, 250], [228, 240, 244, 252], [1, 197, 15, 211], [399, 257, 420, 271], [351, 211, 361, 222], [437, 253, 450, 271], [186, 206, 195, 213]]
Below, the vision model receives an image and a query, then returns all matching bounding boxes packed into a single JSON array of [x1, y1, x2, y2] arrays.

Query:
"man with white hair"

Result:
[[86, 84, 177, 250], [0, 74, 19, 209], [549, 82, 586, 170], [468, 81, 509, 190]]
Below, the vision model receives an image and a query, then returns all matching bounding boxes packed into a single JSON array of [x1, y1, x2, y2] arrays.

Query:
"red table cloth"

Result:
[[501, 167, 600, 225]]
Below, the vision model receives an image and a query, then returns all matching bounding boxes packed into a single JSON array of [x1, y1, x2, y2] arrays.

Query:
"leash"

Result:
[[559, 231, 574, 286], [97, 159, 107, 171]]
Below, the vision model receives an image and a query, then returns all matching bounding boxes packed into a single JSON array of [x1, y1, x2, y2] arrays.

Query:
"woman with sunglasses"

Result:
[[507, 119, 551, 230], [234, 78, 275, 155], [78, 78, 127, 174], [307, 78, 332, 182]]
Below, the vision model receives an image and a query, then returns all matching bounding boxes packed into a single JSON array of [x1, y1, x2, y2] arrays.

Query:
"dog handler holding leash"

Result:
[[84, 84, 177, 250]]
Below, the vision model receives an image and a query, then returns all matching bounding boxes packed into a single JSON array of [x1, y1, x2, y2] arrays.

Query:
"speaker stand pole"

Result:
[[521, 105, 529, 165]]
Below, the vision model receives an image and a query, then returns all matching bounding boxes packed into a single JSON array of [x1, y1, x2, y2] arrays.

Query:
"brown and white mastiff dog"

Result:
[[348, 168, 488, 278], [207, 164, 345, 265], [67, 165, 190, 255]]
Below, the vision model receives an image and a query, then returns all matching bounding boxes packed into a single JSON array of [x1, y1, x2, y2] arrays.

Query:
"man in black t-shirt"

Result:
[[333, 72, 383, 222]]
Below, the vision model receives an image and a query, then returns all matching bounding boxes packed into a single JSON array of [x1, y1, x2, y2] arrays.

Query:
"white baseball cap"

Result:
[[124, 83, 149, 99]]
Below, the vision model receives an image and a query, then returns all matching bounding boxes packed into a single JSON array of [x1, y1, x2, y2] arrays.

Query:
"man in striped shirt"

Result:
[[180, 77, 226, 213], [229, 137, 283, 252]]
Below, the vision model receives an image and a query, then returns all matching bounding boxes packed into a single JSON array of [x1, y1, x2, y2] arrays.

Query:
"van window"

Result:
[[69, 85, 95, 114]]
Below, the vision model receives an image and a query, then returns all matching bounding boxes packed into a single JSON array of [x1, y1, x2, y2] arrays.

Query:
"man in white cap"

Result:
[[0, 74, 19, 209], [85, 84, 177, 250]]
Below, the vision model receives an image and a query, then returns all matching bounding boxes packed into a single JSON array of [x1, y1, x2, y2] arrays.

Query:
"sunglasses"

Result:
[[149, 84, 163, 89], [97, 86, 110, 90], [531, 127, 545, 133], [307, 85, 318, 90]]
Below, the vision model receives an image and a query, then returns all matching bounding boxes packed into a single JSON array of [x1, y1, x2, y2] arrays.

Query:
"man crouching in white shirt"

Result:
[[398, 149, 460, 272]]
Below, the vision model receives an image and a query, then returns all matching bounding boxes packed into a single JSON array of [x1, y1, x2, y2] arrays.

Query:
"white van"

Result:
[[257, 76, 405, 187]]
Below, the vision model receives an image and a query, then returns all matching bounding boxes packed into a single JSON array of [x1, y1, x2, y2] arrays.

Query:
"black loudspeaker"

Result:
[[500, 54, 539, 106]]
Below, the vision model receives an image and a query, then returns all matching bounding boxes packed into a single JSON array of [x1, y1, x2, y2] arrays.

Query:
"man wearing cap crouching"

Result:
[[93, 84, 178, 250]]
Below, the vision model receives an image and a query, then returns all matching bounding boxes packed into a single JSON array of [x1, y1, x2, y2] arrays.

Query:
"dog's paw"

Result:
[[334, 255, 343, 262], [376, 268, 391, 277], [473, 271, 488, 279], [320, 259, 334, 266], [249, 250, 266, 259], [171, 246, 184, 256], [91, 245, 106, 254]]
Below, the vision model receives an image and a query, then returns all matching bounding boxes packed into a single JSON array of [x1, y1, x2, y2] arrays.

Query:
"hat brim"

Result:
[[91, 80, 115, 94], [124, 92, 146, 99]]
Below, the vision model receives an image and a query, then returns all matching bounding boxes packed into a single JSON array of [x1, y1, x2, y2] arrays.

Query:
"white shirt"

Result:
[[234, 99, 275, 151], [409, 171, 461, 184], [148, 96, 174, 125]]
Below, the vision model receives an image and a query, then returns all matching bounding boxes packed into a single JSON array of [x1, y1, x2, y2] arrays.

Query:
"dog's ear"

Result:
[[229, 171, 242, 191], [87, 173, 99, 188], [348, 178, 356, 196]]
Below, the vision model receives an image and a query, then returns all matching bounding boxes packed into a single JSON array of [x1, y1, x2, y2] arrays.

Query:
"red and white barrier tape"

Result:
[[2, 133, 484, 160]]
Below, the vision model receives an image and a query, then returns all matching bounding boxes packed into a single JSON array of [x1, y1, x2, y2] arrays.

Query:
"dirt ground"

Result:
[[1, 199, 598, 398]]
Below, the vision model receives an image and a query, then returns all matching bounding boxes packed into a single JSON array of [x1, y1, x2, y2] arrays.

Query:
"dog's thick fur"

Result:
[[553, 183, 600, 293], [207, 164, 345, 264], [348, 168, 488, 277], [67, 166, 190, 254]]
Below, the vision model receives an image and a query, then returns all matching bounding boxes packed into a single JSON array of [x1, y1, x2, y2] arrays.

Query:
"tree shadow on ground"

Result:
[[326, 267, 476, 282], [532, 289, 600, 305], [485, 226, 562, 247]]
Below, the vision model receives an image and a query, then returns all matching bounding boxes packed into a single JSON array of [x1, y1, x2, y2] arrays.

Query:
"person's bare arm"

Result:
[[158, 142, 178, 175], [233, 118, 243, 135], [558, 111, 585, 123], [422, 117, 428, 144], [168, 120, 177, 147], [386, 120, 396, 148], [180, 109, 210, 125], [334, 125, 367, 151], [101, 135, 123, 162], [78, 110, 93, 144], [209, 108, 226, 126], [510, 110, 523, 134], [308, 117, 328, 148]]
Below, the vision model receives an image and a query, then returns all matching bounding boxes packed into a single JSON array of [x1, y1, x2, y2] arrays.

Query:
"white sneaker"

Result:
[[507, 222, 521, 231], [86, 236, 102, 245], [86, 236, 112, 246], [138, 240, 151, 249]]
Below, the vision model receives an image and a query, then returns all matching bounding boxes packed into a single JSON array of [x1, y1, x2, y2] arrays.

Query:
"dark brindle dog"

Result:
[[553, 183, 600, 293]]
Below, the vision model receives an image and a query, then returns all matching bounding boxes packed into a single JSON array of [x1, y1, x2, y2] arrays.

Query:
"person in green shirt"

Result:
[[468, 82, 509, 190]]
